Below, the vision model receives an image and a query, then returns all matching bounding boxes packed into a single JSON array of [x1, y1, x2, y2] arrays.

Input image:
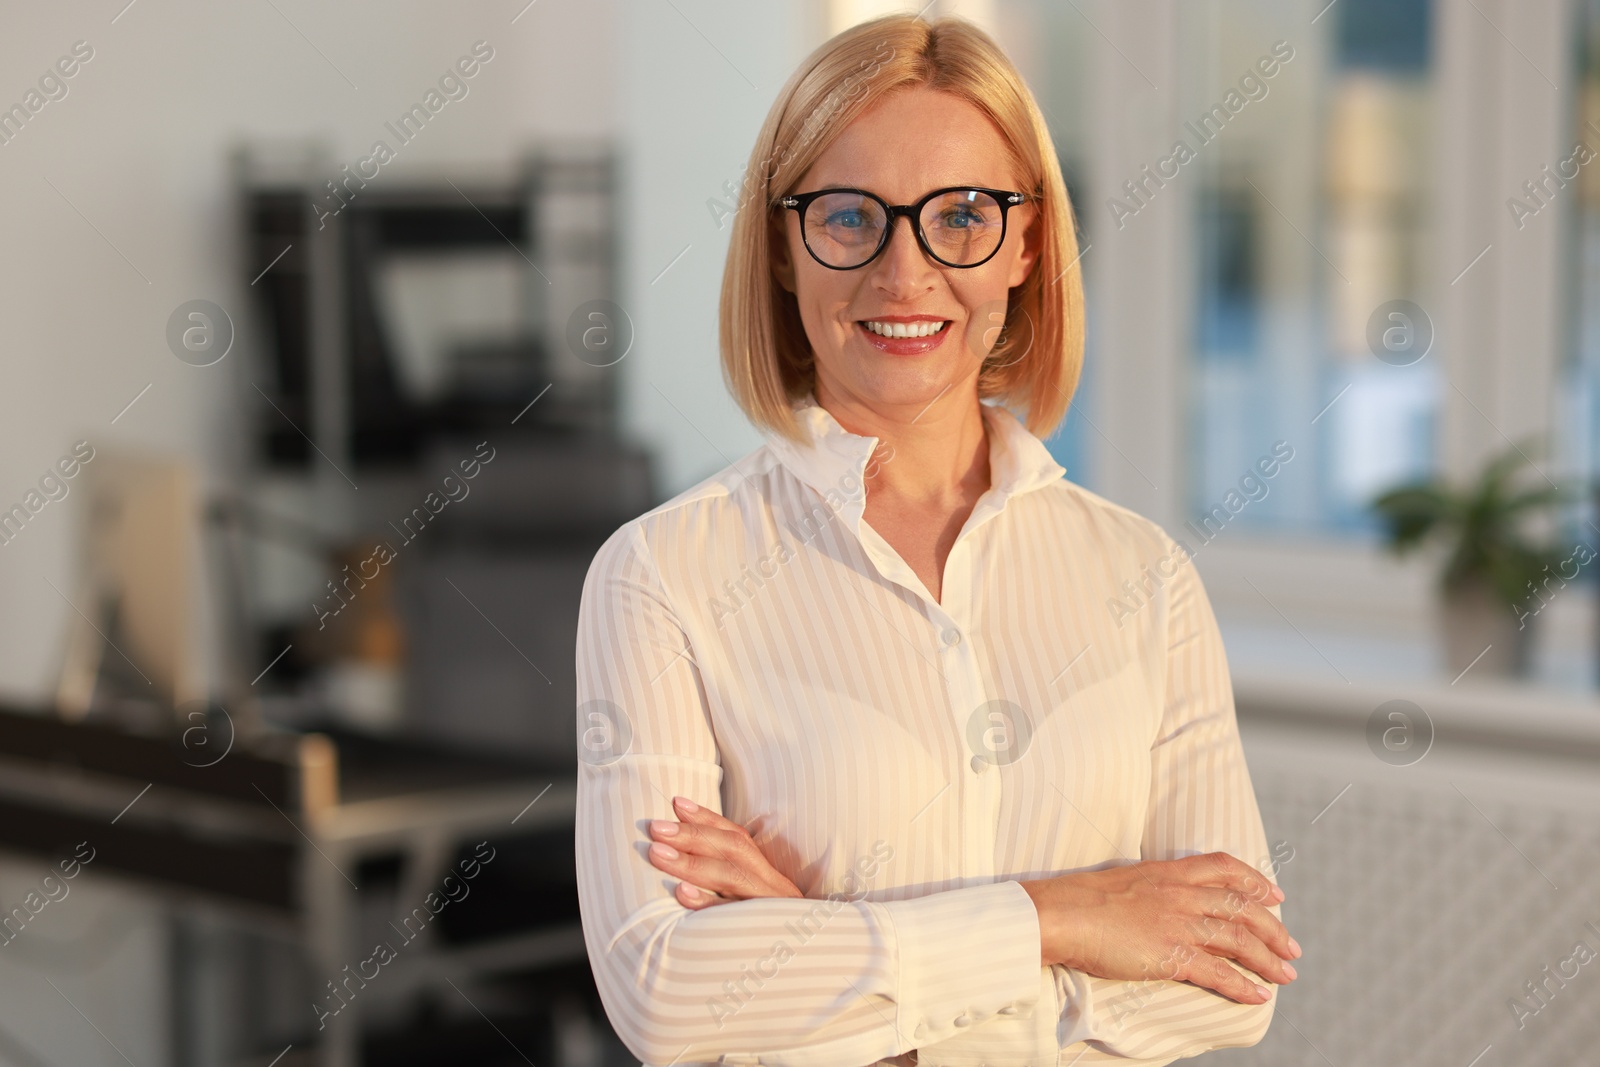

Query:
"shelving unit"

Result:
[[206, 143, 649, 1064]]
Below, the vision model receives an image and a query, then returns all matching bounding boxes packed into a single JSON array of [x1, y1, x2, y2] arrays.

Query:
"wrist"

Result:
[[1018, 879, 1056, 968], [1020, 876, 1090, 972]]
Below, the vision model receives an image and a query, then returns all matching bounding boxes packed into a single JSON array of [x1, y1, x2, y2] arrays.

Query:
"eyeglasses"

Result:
[[777, 186, 1027, 270]]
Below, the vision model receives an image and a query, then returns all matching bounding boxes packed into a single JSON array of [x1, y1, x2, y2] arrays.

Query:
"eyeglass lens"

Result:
[[802, 189, 1006, 268]]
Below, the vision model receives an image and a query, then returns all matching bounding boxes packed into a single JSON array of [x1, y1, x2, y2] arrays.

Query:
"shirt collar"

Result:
[[761, 395, 1066, 526]]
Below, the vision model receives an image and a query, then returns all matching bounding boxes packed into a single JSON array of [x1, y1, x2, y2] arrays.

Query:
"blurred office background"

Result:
[[1, 0, 1598, 1065]]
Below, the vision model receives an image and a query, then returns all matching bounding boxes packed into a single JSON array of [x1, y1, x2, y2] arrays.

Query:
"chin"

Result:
[[837, 360, 965, 408]]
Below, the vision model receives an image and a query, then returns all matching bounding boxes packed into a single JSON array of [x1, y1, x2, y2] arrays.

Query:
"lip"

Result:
[[856, 315, 954, 356]]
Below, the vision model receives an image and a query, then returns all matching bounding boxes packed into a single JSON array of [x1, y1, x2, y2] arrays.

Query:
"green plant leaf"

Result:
[[1366, 436, 1573, 600], [1370, 484, 1454, 553]]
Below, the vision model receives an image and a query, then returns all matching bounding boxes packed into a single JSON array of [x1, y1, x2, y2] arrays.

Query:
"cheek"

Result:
[[952, 271, 1016, 357], [793, 266, 858, 336]]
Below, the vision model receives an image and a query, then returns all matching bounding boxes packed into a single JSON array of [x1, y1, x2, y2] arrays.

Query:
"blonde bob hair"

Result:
[[719, 13, 1084, 443]]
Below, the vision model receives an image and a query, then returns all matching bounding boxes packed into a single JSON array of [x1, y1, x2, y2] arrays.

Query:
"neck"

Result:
[[814, 377, 991, 504]]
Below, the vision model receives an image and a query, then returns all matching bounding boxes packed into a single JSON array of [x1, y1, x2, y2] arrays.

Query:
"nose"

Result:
[[878, 213, 925, 261], [866, 213, 938, 297]]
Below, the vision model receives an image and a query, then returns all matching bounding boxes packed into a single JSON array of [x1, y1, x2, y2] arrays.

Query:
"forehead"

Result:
[[798, 86, 1020, 198]]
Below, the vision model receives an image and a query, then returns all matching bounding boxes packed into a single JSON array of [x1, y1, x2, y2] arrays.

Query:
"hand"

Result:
[[646, 795, 804, 910], [1020, 852, 1300, 1005]]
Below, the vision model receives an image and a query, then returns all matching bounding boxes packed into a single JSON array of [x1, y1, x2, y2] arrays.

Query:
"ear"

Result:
[[1006, 203, 1043, 289], [770, 214, 798, 294]]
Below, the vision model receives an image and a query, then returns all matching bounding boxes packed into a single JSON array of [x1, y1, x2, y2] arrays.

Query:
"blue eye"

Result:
[[827, 209, 867, 229]]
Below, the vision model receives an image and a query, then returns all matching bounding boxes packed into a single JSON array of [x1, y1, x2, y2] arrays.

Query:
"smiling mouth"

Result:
[[860, 319, 951, 339]]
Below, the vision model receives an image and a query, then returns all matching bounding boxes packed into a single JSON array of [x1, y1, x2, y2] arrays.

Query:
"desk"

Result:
[[0, 705, 582, 1067]]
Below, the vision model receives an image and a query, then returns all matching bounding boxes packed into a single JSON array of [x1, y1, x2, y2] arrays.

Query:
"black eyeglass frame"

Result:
[[776, 185, 1028, 271]]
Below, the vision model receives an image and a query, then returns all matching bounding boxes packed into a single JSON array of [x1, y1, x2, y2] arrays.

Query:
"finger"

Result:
[[1149, 940, 1197, 982], [651, 816, 805, 898], [660, 795, 754, 842], [1192, 852, 1273, 900], [671, 798, 768, 853], [1178, 953, 1274, 1005], [1205, 891, 1299, 964], [651, 818, 762, 872], [673, 795, 748, 834], [656, 802, 804, 901], [1187, 852, 1284, 905], [675, 881, 728, 910], [648, 841, 767, 899], [1190, 915, 1295, 987], [643, 825, 780, 902]]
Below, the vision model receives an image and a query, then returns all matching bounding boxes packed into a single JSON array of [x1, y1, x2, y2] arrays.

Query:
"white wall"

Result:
[[617, 0, 822, 495], [0, 3, 618, 1064], [0, 0, 617, 706]]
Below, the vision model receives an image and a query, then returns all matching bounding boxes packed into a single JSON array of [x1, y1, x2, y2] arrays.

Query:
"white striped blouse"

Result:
[[575, 396, 1279, 1067]]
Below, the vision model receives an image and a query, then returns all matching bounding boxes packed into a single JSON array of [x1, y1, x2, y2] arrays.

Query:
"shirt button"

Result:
[[953, 1013, 971, 1027], [998, 1004, 1019, 1015], [942, 628, 961, 646], [969, 755, 990, 774], [913, 1022, 928, 1039]]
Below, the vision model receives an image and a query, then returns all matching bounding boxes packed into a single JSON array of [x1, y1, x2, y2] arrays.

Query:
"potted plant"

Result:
[[1369, 439, 1576, 679]]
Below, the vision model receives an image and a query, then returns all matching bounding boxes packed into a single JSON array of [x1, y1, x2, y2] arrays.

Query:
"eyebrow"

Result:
[[798, 183, 1011, 199]]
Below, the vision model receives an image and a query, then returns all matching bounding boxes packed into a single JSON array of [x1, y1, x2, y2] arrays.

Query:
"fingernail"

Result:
[[1283, 963, 1297, 981], [650, 819, 679, 837], [1272, 885, 1286, 903], [1288, 937, 1302, 958], [650, 842, 679, 861], [1255, 985, 1272, 1001], [681, 883, 702, 901], [675, 796, 699, 813]]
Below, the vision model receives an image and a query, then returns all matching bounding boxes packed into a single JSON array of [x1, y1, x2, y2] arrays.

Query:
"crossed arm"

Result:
[[646, 797, 1297, 1005], [635, 542, 1300, 1063], [578, 526, 1298, 1065]]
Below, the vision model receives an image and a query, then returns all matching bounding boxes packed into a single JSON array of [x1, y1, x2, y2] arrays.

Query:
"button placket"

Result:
[[947, 636, 1003, 875], [934, 537, 1004, 882], [936, 536, 1006, 810]]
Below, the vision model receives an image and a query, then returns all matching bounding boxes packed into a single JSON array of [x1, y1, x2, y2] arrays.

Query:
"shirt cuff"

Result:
[[1057, 964, 1098, 1048], [878, 880, 1044, 1051]]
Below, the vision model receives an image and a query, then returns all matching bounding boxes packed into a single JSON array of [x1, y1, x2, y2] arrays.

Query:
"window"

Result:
[[1183, 0, 1436, 536], [1565, 0, 1600, 535], [999, 0, 1095, 485]]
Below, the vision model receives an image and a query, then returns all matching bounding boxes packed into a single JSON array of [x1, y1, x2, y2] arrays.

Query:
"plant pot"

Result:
[[1437, 577, 1534, 679]]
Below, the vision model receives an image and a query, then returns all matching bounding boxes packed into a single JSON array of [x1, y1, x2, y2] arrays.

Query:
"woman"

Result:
[[575, 14, 1299, 1067]]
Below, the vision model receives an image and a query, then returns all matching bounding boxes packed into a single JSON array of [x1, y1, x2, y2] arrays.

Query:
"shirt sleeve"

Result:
[[1049, 536, 1280, 1063], [574, 522, 1046, 1067]]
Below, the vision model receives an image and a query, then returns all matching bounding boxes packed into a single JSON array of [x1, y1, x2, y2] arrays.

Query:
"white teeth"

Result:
[[863, 320, 949, 338]]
